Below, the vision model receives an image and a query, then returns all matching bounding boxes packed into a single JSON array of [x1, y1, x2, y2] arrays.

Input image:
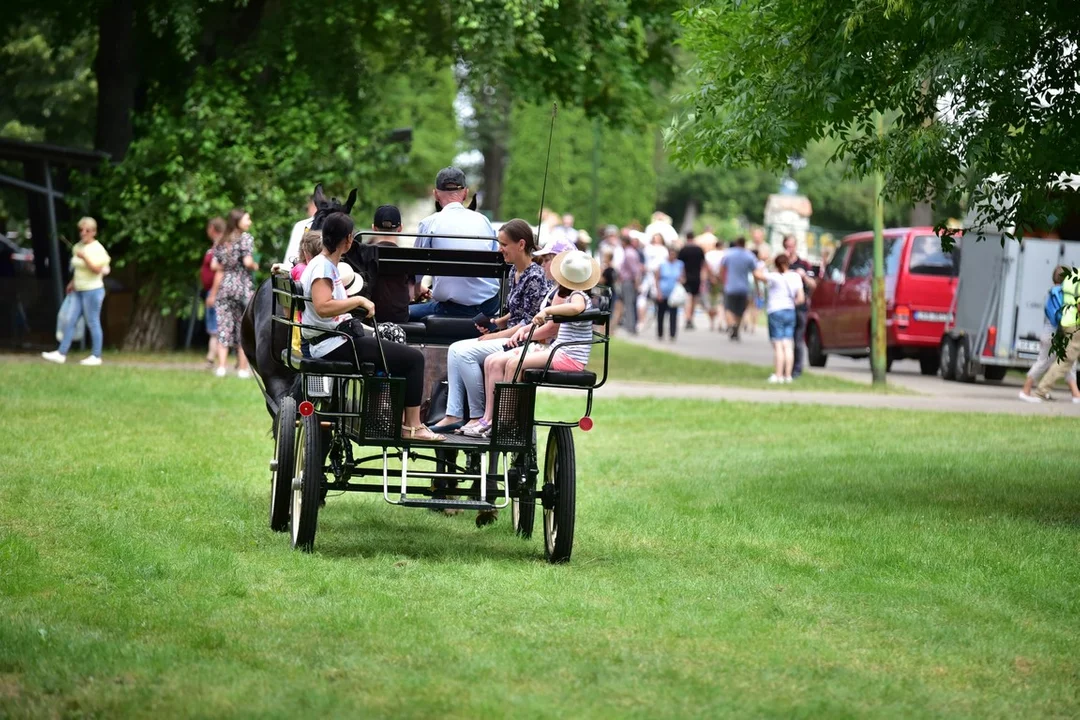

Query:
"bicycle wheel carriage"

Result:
[[266, 233, 611, 562]]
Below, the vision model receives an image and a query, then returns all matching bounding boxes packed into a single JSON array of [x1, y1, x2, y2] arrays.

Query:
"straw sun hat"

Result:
[[550, 250, 601, 292]]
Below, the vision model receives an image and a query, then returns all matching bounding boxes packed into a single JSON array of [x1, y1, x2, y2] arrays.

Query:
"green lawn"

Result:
[[599, 338, 900, 393], [2, 363, 1078, 717]]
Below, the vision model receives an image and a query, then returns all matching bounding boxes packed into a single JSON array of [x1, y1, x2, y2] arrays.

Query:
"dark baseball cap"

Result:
[[373, 205, 402, 229], [435, 166, 467, 191]]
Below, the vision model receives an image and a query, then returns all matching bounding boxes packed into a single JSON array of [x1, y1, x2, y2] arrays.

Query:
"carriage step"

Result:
[[398, 498, 497, 511]]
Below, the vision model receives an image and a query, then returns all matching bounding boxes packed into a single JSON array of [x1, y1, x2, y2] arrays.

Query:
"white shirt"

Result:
[[644, 243, 668, 272], [765, 271, 802, 314], [596, 239, 624, 272], [415, 202, 498, 305], [704, 248, 725, 277], [282, 216, 314, 269], [299, 254, 352, 358]]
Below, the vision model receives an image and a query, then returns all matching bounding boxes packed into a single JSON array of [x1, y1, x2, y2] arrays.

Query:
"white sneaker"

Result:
[[215, 367, 227, 378], [237, 369, 252, 380], [79, 355, 102, 366], [41, 351, 66, 364], [782, 376, 793, 384], [1017, 392, 1042, 404], [767, 374, 781, 384]]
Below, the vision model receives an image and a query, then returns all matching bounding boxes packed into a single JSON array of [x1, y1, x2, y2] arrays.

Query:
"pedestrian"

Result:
[[783, 234, 818, 377], [42, 216, 111, 366], [704, 239, 726, 331], [655, 245, 686, 341], [409, 167, 500, 320], [597, 225, 624, 272], [1021, 265, 1080, 403], [677, 230, 706, 329], [207, 208, 257, 378], [367, 205, 412, 324], [616, 232, 642, 334], [718, 237, 759, 341], [754, 253, 804, 383], [201, 217, 225, 367]]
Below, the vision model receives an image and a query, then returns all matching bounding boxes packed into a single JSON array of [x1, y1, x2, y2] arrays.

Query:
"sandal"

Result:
[[403, 425, 446, 443], [461, 419, 491, 438]]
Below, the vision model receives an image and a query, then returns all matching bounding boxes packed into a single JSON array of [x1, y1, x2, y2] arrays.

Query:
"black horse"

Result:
[[240, 183, 361, 424]]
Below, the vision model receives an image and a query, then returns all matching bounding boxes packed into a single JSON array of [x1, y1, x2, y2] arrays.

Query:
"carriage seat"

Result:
[[522, 369, 598, 388], [397, 321, 427, 343], [420, 316, 482, 345], [281, 349, 358, 375]]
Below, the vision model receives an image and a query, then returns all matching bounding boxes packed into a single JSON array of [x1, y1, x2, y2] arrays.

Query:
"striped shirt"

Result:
[[553, 291, 594, 365]]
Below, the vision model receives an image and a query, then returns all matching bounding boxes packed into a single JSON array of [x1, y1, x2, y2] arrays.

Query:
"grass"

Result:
[[3, 363, 1079, 717], [598, 338, 902, 393]]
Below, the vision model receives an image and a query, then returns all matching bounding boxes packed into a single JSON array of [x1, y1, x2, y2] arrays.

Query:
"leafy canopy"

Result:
[[667, 0, 1080, 239]]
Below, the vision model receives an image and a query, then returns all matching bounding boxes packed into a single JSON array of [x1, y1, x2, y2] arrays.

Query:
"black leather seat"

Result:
[[397, 322, 427, 343], [281, 349, 357, 375], [421, 316, 481, 345], [522, 369, 597, 387]]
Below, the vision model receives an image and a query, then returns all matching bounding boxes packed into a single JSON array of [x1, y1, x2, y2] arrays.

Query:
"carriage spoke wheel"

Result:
[[542, 427, 576, 563], [290, 412, 323, 552], [511, 452, 536, 539], [269, 396, 297, 532]]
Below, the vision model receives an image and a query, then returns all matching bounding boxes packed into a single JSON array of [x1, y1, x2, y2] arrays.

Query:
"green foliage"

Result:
[[501, 103, 657, 229], [667, 0, 1080, 240]]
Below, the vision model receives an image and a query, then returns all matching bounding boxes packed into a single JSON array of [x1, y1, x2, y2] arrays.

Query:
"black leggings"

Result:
[[656, 298, 678, 339], [318, 322, 425, 406]]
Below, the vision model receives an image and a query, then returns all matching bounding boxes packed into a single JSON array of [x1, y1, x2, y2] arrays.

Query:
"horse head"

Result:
[[311, 183, 358, 230]]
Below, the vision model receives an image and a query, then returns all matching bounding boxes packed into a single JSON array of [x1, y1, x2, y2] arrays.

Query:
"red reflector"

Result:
[[298, 401, 314, 417], [984, 326, 997, 357], [579, 417, 594, 431]]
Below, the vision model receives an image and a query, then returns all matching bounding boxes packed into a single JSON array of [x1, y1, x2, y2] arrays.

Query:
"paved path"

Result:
[[613, 309, 1079, 417]]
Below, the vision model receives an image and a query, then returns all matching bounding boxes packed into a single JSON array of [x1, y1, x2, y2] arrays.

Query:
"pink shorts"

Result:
[[550, 350, 586, 371]]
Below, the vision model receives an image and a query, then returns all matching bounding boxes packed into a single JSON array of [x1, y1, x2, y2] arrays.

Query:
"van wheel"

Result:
[[940, 337, 957, 381], [983, 365, 1007, 382], [919, 352, 940, 376], [806, 324, 827, 367], [954, 337, 975, 383]]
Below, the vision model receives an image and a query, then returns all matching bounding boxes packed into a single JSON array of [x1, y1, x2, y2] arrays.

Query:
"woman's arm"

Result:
[[310, 278, 369, 317], [206, 269, 223, 306], [242, 255, 258, 271], [76, 247, 107, 275], [752, 266, 767, 282]]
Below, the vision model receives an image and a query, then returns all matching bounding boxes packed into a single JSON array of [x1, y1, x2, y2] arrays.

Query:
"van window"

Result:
[[825, 244, 849, 282], [846, 241, 874, 279], [884, 237, 904, 276], [909, 235, 957, 276]]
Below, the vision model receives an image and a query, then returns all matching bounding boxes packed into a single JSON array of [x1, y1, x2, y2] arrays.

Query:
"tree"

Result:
[[501, 103, 657, 230], [667, 0, 1080, 240]]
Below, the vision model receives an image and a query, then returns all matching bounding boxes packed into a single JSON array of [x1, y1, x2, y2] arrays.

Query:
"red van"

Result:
[[805, 227, 959, 375]]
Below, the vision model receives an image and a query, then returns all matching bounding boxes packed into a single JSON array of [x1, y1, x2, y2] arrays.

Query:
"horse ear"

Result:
[[344, 189, 357, 214], [468, 195, 478, 211], [312, 183, 327, 208]]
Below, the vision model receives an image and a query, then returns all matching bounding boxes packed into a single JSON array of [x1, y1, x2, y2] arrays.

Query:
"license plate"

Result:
[[1016, 339, 1041, 354], [913, 311, 951, 323]]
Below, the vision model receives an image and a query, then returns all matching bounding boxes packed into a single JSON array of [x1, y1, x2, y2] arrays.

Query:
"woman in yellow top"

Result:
[[41, 217, 111, 366]]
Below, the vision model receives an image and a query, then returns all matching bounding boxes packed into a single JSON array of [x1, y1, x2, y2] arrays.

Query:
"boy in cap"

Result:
[[409, 167, 499, 320]]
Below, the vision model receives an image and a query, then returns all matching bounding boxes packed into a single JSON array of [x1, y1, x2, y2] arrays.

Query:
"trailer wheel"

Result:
[[983, 365, 1007, 382], [940, 336, 957, 381], [954, 337, 975, 383]]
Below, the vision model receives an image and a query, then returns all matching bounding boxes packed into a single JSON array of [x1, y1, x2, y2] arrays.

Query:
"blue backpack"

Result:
[[1044, 286, 1065, 327]]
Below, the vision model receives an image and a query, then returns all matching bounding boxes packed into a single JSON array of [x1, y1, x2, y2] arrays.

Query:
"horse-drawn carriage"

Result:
[[264, 232, 611, 563]]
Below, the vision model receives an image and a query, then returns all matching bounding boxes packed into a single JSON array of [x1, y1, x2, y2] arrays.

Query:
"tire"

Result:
[[270, 396, 297, 532], [511, 451, 536, 539], [919, 352, 940, 376], [954, 336, 974, 383], [806, 323, 827, 367], [290, 413, 323, 552], [543, 427, 576, 564], [940, 336, 957, 380], [983, 365, 1008, 382]]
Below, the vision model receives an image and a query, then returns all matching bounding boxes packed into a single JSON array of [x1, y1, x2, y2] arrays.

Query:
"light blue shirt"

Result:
[[415, 202, 499, 306], [721, 247, 759, 295], [658, 259, 684, 297]]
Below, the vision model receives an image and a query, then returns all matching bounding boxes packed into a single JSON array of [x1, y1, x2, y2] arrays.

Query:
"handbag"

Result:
[[667, 282, 688, 308], [55, 293, 85, 342]]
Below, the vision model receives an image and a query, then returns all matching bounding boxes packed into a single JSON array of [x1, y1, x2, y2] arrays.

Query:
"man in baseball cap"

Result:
[[410, 167, 499, 320]]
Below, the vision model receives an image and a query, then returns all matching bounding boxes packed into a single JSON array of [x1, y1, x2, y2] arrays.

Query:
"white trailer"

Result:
[[939, 233, 1080, 382]]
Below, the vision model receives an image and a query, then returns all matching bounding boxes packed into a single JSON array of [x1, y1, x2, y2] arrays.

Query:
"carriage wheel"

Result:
[[511, 452, 536, 539], [269, 396, 297, 532], [290, 412, 323, 552], [542, 427, 576, 563]]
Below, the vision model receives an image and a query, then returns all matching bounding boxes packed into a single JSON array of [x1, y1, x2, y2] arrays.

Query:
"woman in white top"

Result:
[[41, 216, 111, 366], [299, 212, 442, 442], [753, 253, 804, 383]]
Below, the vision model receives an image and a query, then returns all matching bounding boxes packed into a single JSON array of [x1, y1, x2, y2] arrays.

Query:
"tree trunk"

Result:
[[475, 83, 510, 218], [123, 284, 175, 351], [94, 0, 138, 159]]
